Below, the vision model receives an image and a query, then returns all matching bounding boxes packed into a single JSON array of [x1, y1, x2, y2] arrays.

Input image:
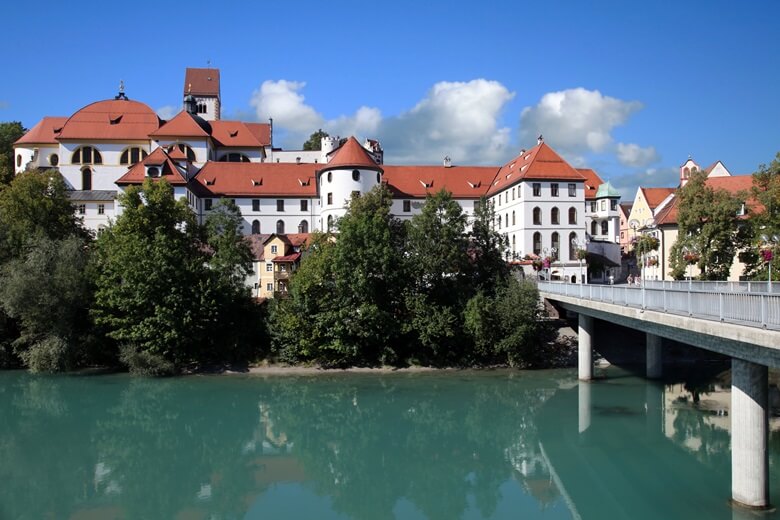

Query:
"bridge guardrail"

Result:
[[643, 279, 780, 294], [538, 281, 780, 331]]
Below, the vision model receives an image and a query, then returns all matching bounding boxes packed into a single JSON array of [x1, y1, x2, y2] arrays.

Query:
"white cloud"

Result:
[[610, 166, 679, 199], [616, 142, 660, 168], [519, 88, 643, 154], [249, 79, 515, 164], [156, 105, 179, 120]]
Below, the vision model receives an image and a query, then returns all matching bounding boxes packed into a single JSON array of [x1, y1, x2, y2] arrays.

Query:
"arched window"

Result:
[[252, 220, 260, 234], [72, 146, 102, 165], [376, 172, 381, 183], [352, 169, 360, 181], [512, 234, 516, 253], [498, 215, 502, 230], [298, 220, 309, 233], [120, 147, 148, 165], [569, 232, 578, 260], [512, 211, 516, 226], [533, 232, 542, 255], [218, 153, 250, 163], [327, 171, 333, 183], [683, 167, 690, 179], [16, 154, 21, 167], [276, 220, 285, 234], [551, 207, 560, 225], [551, 232, 560, 260], [569, 207, 577, 225], [533, 207, 541, 225], [601, 221, 609, 236], [166, 144, 196, 162], [49, 154, 59, 166], [505, 213, 508, 227], [591, 221, 598, 236], [327, 214, 333, 231], [81, 168, 92, 190]]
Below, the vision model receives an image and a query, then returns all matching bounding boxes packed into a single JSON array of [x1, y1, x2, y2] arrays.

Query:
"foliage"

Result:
[[746, 152, 780, 280], [0, 121, 26, 185], [302, 128, 329, 151], [468, 196, 509, 293], [634, 234, 659, 257], [671, 168, 744, 280]]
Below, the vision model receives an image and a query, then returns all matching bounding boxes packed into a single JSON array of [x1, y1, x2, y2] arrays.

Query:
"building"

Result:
[[13, 68, 620, 286]]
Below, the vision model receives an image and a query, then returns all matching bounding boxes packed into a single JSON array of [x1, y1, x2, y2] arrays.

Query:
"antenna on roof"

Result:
[[115, 79, 128, 100], [537, 134, 544, 145]]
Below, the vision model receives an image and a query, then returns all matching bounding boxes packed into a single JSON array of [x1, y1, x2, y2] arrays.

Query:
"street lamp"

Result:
[[760, 234, 779, 292], [571, 236, 589, 284]]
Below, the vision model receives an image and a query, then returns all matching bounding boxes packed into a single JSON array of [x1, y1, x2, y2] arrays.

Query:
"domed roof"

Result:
[[320, 136, 382, 171], [58, 99, 160, 140]]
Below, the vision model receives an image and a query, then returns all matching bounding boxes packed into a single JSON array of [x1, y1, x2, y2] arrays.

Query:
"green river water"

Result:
[[1, 367, 778, 519]]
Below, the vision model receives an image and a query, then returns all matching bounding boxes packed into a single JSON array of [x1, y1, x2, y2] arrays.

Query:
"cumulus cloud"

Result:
[[249, 79, 515, 164], [519, 88, 643, 154], [616, 142, 660, 168], [156, 105, 180, 120], [610, 166, 679, 199]]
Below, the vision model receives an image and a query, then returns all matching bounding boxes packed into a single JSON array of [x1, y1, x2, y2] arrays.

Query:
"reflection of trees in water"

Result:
[[259, 375, 560, 520]]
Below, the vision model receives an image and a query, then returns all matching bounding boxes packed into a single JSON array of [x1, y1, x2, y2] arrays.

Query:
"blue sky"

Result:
[[2, 0, 778, 197]]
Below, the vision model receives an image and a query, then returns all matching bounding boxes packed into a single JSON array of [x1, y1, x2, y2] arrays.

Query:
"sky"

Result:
[[2, 0, 778, 198]]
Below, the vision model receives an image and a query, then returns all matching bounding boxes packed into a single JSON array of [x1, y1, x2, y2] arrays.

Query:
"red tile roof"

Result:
[[244, 123, 272, 146], [272, 252, 301, 263], [166, 146, 189, 161], [184, 68, 220, 97], [246, 234, 272, 261], [655, 175, 756, 226], [641, 187, 676, 210], [322, 137, 381, 170], [487, 142, 584, 196], [210, 121, 265, 148], [195, 162, 318, 197], [57, 99, 160, 140], [576, 168, 604, 200], [654, 197, 679, 226], [15, 117, 67, 145], [150, 111, 211, 138], [382, 165, 498, 199], [116, 148, 188, 185]]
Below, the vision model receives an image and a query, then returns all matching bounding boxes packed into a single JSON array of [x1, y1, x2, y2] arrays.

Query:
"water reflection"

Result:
[[0, 369, 778, 519]]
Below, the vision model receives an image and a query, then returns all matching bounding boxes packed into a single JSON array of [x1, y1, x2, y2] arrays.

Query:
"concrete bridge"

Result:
[[539, 281, 780, 510]]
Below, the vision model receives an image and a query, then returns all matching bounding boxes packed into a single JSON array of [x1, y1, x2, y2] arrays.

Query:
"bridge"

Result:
[[538, 281, 780, 510]]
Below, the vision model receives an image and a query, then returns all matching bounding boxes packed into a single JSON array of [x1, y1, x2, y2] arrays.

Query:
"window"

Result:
[[621, 231, 625, 239], [49, 154, 59, 166], [352, 169, 360, 181], [300, 200, 308, 211], [551, 233, 560, 260], [551, 183, 559, 197], [327, 193, 333, 205], [498, 215, 502, 230], [81, 168, 92, 190], [146, 167, 160, 177], [205, 199, 212, 211], [377, 172, 381, 183], [497, 194, 501, 207], [120, 147, 148, 165], [270, 245, 278, 254], [166, 144, 196, 162], [252, 199, 260, 212], [601, 200, 606, 211], [97, 204, 105, 215], [568, 183, 576, 197], [533, 232, 542, 255], [551, 207, 560, 225], [72, 146, 102, 165], [512, 235, 516, 253], [591, 221, 598, 235], [533, 183, 541, 196], [276, 220, 285, 234], [218, 153, 250, 162], [277, 200, 284, 212], [327, 214, 333, 231], [601, 221, 608, 236], [16, 154, 21, 167], [505, 213, 508, 228], [512, 211, 516, 226], [77, 204, 86, 215], [327, 171, 333, 183], [512, 188, 516, 200], [569, 207, 577, 225], [533, 207, 541, 225], [590, 201, 597, 212], [569, 232, 578, 260], [505, 192, 509, 204], [266, 283, 273, 291], [298, 220, 309, 233], [610, 200, 618, 211], [474, 200, 480, 212], [252, 220, 260, 234], [738, 202, 747, 216]]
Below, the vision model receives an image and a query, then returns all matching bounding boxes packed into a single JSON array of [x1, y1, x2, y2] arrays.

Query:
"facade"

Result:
[[14, 68, 620, 287]]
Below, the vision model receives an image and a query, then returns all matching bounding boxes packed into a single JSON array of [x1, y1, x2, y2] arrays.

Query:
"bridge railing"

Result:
[[537, 281, 780, 331], [643, 279, 780, 294]]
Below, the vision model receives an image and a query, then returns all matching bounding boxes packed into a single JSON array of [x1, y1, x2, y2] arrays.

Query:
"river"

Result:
[[0, 367, 778, 519]]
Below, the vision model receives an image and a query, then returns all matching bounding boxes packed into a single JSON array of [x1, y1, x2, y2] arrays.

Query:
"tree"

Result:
[[746, 151, 780, 280], [670, 169, 744, 280], [0, 122, 26, 185], [468, 196, 509, 293], [302, 129, 329, 151], [91, 179, 208, 374]]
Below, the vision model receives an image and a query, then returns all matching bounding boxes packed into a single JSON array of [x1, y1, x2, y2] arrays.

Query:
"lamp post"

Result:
[[760, 234, 779, 292], [571, 236, 589, 284]]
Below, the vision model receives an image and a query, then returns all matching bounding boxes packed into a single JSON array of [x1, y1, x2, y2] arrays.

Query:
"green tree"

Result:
[[302, 129, 329, 151], [746, 152, 780, 280], [91, 179, 208, 374], [0, 121, 26, 185], [670, 169, 744, 280], [468, 196, 509, 293]]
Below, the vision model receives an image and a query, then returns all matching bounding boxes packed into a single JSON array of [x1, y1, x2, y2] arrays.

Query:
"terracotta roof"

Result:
[[655, 175, 756, 226], [382, 165, 498, 199], [283, 233, 310, 247], [487, 142, 584, 196], [322, 137, 381, 171], [210, 121, 264, 148], [576, 168, 604, 200], [15, 117, 67, 145], [654, 196, 679, 226], [116, 149, 188, 185], [641, 187, 676, 210], [57, 99, 160, 140], [166, 146, 189, 161], [246, 234, 272, 261], [272, 252, 301, 263], [194, 162, 318, 197], [184, 68, 220, 97], [244, 123, 272, 146], [150, 111, 211, 138]]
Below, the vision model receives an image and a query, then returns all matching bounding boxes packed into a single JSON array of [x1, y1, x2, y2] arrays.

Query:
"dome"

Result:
[[58, 99, 160, 140], [595, 181, 620, 199]]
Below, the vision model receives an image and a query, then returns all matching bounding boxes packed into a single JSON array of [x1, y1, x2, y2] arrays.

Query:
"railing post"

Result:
[[663, 289, 667, 312], [688, 289, 692, 316], [761, 295, 767, 328], [719, 292, 724, 322], [642, 285, 646, 309]]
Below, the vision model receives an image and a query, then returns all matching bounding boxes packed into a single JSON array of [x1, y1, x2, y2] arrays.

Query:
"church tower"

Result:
[[183, 68, 221, 121]]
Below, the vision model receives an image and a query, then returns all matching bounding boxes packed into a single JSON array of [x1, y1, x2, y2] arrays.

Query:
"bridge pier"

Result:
[[646, 333, 663, 379], [578, 381, 591, 434], [578, 314, 593, 381], [731, 358, 769, 509]]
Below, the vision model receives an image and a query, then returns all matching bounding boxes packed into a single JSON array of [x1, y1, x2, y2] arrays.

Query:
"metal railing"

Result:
[[538, 281, 780, 331], [643, 279, 780, 294]]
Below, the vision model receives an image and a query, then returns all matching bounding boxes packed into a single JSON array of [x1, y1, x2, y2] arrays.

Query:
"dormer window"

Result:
[[146, 166, 160, 177]]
